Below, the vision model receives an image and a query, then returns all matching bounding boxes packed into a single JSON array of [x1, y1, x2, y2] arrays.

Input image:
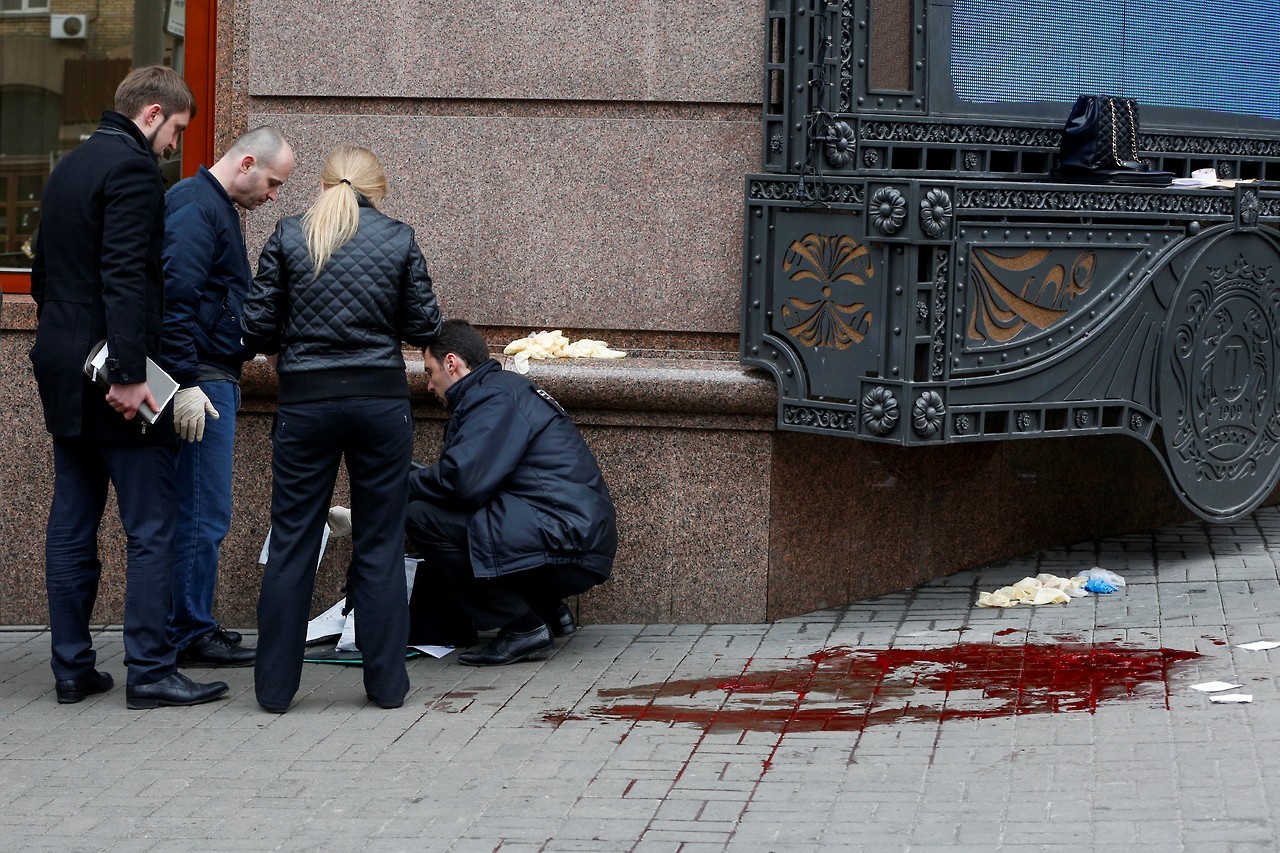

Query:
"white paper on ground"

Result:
[[410, 645, 454, 658], [306, 597, 348, 643], [303, 554, 442, 653], [1236, 640, 1280, 651], [1209, 693, 1253, 704], [1191, 681, 1243, 692], [336, 611, 358, 651]]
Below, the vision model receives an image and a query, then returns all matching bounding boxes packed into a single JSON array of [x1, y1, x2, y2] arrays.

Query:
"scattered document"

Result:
[[306, 597, 347, 644], [1209, 694, 1253, 704], [1235, 640, 1280, 651], [1191, 681, 1242, 693], [1170, 168, 1256, 189], [303, 556, 453, 658]]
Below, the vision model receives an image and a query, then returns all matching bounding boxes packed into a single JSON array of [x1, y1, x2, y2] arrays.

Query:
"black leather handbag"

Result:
[[1052, 95, 1174, 186]]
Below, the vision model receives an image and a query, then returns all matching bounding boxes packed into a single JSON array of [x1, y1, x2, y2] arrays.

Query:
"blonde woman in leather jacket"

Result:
[[242, 144, 443, 713]]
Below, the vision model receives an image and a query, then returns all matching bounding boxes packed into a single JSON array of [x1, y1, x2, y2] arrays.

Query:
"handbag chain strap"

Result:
[[1107, 98, 1142, 167], [1107, 98, 1122, 167], [1126, 100, 1140, 164]]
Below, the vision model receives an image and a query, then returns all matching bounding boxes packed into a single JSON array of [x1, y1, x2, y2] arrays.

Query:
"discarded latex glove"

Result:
[[1083, 577, 1118, 594], [1076, 567, 1126, 588], [503, 329, 627, 374], [1032, 587, 1071, 605], [1036, 572, 1088, 598], [327, 505, 352, 537], [976, 573, 1077, 607]]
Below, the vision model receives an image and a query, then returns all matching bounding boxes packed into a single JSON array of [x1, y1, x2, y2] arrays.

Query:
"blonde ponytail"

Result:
[[301, 144, 389, 276]]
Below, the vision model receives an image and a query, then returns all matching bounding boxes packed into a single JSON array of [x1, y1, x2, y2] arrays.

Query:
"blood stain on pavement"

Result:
[[543, 642, 1201, 735]]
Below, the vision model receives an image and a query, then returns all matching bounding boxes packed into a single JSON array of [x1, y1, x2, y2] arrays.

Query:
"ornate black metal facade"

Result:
[[742, 0, 1280, 521]]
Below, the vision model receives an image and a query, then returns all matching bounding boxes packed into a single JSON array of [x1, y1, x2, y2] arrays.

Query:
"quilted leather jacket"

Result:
[[242, 196, 442, 402]]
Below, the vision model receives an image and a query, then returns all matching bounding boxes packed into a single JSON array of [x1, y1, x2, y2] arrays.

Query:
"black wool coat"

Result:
[[29, 110, 174, 443]]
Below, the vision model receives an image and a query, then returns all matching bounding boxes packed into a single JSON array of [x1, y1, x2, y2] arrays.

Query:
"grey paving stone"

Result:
[[7, 511, 1280, 849]]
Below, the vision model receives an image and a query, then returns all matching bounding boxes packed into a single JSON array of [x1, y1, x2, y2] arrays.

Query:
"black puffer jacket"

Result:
[[242, 196, 442, 402], [408, 359, 617, 580]]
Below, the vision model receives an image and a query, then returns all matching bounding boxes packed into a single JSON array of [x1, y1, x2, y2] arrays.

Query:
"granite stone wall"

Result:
[[0, 3, 1226, 631]]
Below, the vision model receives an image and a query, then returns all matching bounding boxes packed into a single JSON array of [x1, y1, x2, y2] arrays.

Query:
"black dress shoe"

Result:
[[126, 672, 228, 709], [545, 602, 577, 638], [212, 624, 242, 646], [55, 670, 114, 704], [458, 624, 554, 666], [178, 632, 256, 667]]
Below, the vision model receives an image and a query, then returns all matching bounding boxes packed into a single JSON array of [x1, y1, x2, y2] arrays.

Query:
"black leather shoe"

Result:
[[126, 672, 228, 709], [545, 602, 577, 638], [55, 670, 114, 704], [212, 624, 242, 646], [178, 632, 256, 667], [458, 624, 554, 666]]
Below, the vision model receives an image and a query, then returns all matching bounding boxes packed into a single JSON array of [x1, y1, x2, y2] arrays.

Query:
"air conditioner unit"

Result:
[[51, 14, 88, 40]]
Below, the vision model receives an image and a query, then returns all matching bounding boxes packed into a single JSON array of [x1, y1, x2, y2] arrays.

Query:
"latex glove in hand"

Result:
[[328, 506, 352, 537], [172, 386, 220, 442]]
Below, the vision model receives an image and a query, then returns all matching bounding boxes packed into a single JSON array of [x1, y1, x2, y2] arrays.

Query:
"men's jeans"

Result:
[[168, 380, 239, 650]]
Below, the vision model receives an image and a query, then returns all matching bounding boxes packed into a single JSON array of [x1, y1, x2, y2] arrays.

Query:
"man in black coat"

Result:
[[28, 65, 228, 709], [406, 320, 617, 665]]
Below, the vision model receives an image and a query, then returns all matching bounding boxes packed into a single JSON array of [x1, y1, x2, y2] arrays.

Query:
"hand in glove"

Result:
[[173, 386, 220, 442], [327, 505, 352, 537]]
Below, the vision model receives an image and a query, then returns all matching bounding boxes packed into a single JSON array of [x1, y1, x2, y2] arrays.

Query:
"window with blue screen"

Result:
[[951, 0, 1280, 121]]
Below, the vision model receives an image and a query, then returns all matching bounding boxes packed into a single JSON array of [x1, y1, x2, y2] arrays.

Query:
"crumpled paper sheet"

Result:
[[976, 573, 1086, 608], [503, 330, 627, 374]]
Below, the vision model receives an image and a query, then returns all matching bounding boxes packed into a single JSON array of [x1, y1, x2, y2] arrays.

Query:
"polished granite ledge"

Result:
[[240, 350, 778, 420], [4, 297, 769, 421]]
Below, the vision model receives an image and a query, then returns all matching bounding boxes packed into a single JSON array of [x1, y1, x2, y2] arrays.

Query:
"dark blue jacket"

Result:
[[29, 110, 174, 443], [408, 359, 617, 580], [161, 166, 255, 384]]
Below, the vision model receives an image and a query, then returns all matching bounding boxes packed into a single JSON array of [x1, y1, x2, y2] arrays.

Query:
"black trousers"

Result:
[[45, 436, 178, 685], [405, 499, 599, 641], [255, 398, 412, 709]]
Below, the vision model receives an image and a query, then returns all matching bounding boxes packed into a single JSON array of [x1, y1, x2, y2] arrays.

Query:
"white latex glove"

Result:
[[327, 505, 352, 537], [172, 386, 220, 442]]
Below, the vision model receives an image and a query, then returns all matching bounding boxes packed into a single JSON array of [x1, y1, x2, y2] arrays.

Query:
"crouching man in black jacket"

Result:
[[406, 320, 617, 665]]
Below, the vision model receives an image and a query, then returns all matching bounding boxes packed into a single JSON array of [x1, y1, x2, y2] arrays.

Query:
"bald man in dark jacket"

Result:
[[406, 320, 616, 665]]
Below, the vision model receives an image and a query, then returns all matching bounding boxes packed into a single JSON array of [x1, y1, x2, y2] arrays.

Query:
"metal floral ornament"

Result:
[[861, 386, 900, 435], [911, 390, 946, 438], [824, 121, 856, 168], [919, 188, 953, 238], [870, 187, 906, 235]]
